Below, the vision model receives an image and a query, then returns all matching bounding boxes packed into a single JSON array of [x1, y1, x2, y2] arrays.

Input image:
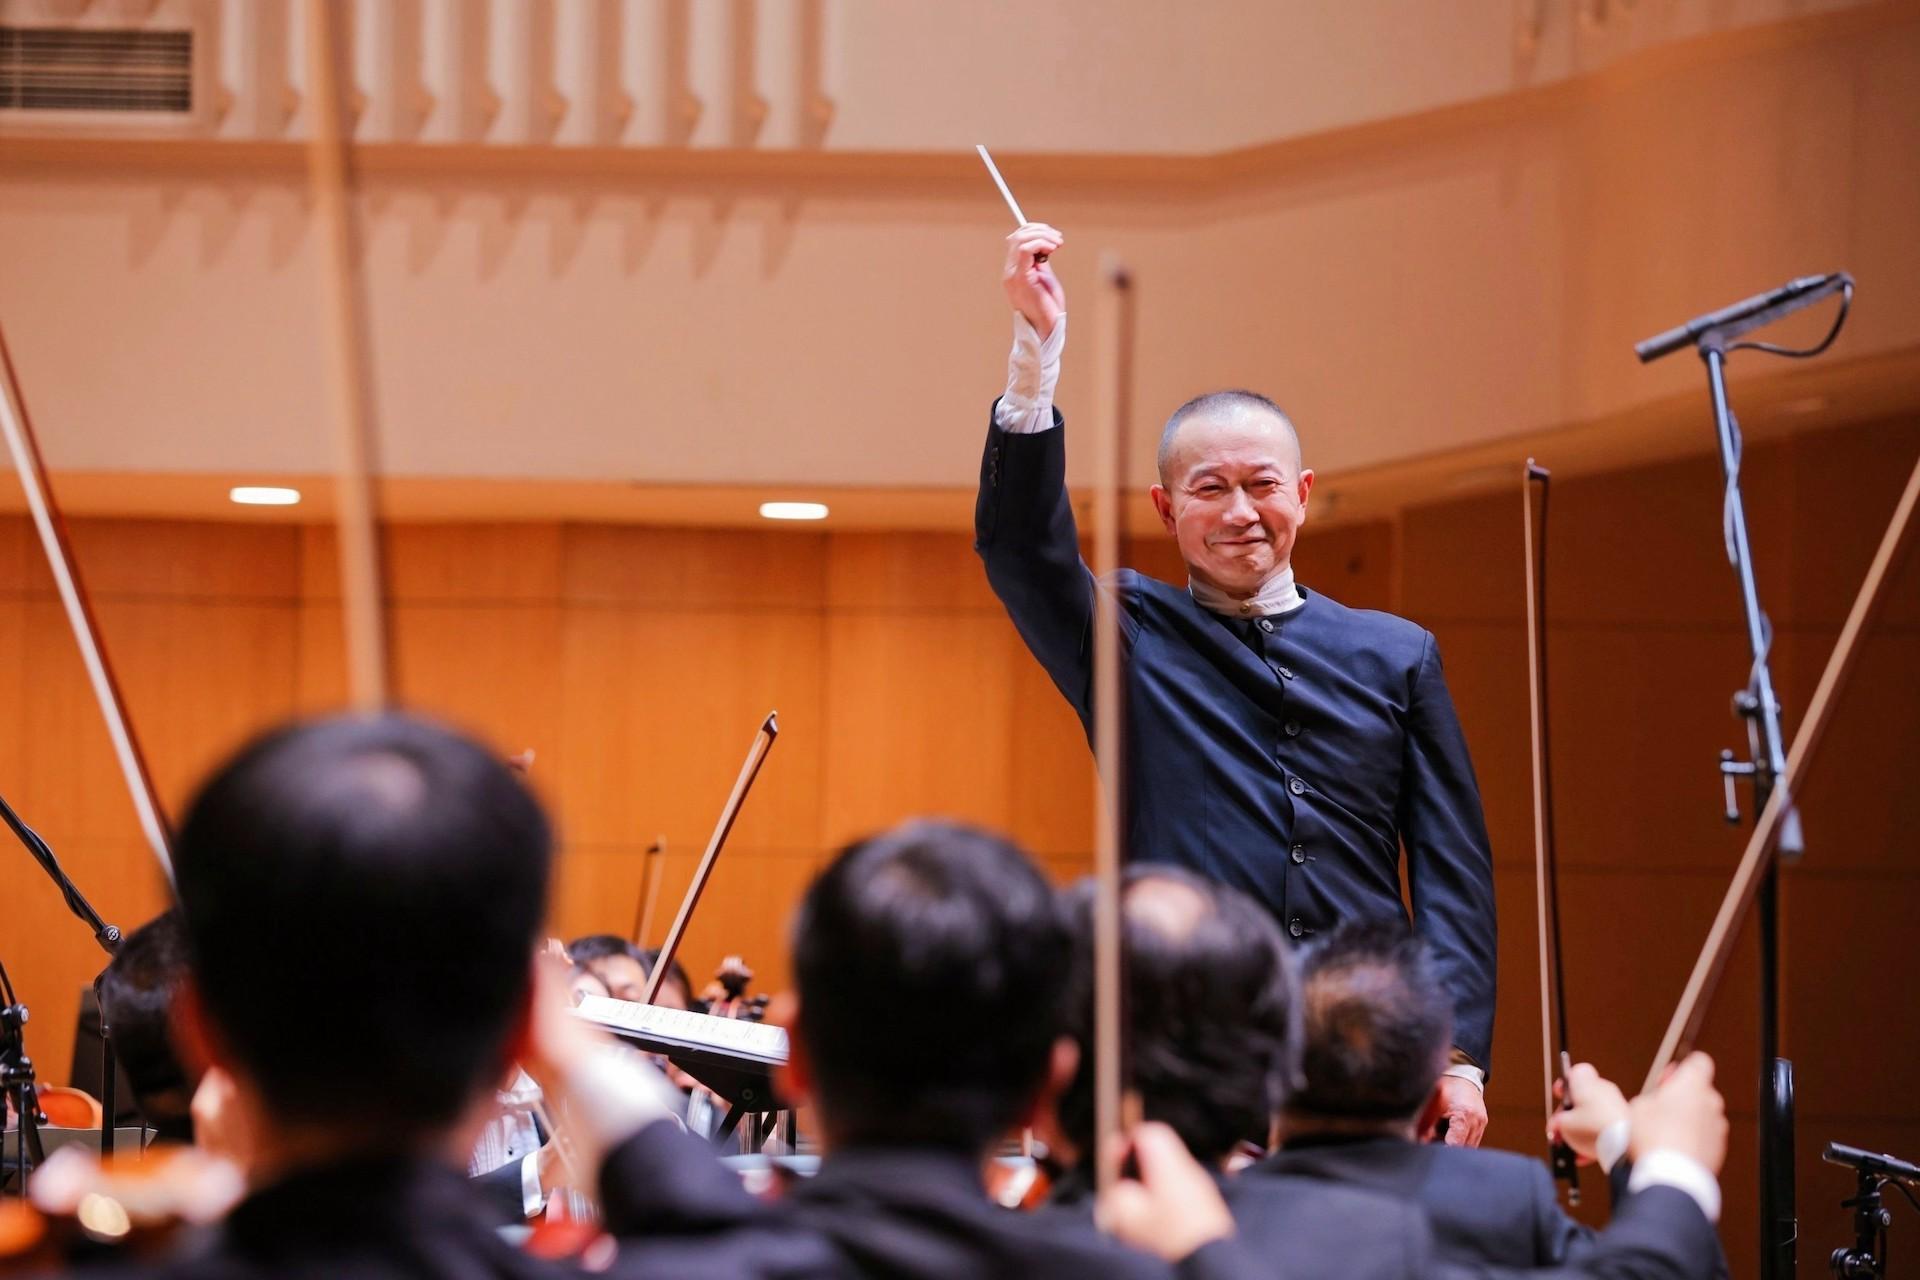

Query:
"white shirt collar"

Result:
[[1188, 565, 1305, 619]]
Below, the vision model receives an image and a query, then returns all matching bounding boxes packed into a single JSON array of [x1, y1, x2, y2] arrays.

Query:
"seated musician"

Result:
[[748, 819, 1247, 1279], [565, 935, 653, 1005], [1047, 867, 1435, 1278], [75, 712, 841, 1280], [1249, 922, 1729, 1275], [96, 910, 197, 1144], [1051, 872, 1731, 1280]]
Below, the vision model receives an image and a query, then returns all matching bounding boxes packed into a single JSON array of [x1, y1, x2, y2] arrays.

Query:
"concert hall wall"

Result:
[[2, 412, 1913, 1275]]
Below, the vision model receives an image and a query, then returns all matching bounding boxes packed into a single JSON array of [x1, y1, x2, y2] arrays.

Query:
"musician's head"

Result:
[[1150, 390, 1313, 600], [1055, 866, 1301, 1170], [1282, 919, 1453, 1141], [568, 934, 650, 1003], [172, 713, 551, 1156], [634, 947, 694, 1012], [98, 909, 197, 1143], [783, 819, 1074, 1155]]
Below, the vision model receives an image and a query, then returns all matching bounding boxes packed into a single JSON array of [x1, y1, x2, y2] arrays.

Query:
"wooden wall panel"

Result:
[[820, 611, 1022, 844], [556, 608, 826, 854]]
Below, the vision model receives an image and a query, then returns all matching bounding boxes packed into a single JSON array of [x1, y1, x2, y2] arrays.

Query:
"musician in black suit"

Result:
[[759, 820, 1250, 1280], [1046, 871, 1730, 1280], [74, 713, 841, 1280], [980, 222, 1498, 1144], [1249, 922, 1729, 1277], [1047, 865, 1436, 1279]]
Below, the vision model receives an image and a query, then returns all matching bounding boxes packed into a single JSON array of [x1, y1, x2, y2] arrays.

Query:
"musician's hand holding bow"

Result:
[[1096, 1122, 1235, 1262], [1002, 224, 1065, 337], [1629, 1052, 1728, 1175], [1547, 1062, 1629, 1165]]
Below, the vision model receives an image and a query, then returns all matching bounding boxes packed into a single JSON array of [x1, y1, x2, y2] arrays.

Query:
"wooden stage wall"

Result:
[[4, 414, 1915, 1274]]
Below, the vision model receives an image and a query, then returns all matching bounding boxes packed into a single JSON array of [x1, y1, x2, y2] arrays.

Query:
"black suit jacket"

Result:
[[765, 1145, 1248, 1280], [1253, 1136, 1728, 1279], [1460, 1186, 1724, 1280], [70, 1127, 842, 1280], [1255, 1136, 1590, 1268], [977, 410, 1498, 1065], [1044, 1160, 1434, 1280]]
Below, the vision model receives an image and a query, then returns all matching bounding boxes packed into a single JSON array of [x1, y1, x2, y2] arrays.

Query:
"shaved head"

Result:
[[1157, 390, 1301, 485]]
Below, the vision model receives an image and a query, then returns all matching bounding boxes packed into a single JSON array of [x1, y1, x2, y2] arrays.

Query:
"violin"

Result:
[[0, 1144, 242, 1273], [701, 956, 771, 1023]]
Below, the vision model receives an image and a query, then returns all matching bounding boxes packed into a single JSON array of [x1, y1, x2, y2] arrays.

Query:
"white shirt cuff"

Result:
[[1596, 1118, 1630, 1174], [994, 312, 1066, 434], [1439, 1063, 1485, 1092], [519, 1149, 545, 1218], [1627, 1149, 1721, 1223]]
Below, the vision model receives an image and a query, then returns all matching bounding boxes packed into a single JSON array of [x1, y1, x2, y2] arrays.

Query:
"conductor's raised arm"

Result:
[[976, 225, 1118, 727]]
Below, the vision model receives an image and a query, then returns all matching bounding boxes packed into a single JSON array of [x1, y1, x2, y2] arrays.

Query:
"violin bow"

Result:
[[631, 835, 668, 947], [640, 713, 779, 1007], [1521, 461, 1579, 1203], [1090, 253, 1138, 1198], [1646, 446, 1920, 1090], [0, 332, 173, 882], [303, 0, 392, 710]]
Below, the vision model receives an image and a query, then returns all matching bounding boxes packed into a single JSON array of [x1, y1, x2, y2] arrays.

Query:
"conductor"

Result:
[[976, 223, 1499, 1144]]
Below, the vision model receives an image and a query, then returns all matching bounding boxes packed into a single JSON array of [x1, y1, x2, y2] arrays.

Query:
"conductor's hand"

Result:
[[1433, 1073, 1488, 1147], [1628, 1052, 1728, 1176], [1003, 223, 1065, 338]]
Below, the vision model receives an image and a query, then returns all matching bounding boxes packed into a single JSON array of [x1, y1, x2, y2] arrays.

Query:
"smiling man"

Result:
[[975, 223, 1498, 1145]]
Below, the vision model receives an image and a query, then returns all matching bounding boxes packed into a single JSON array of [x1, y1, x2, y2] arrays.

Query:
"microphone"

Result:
[[1823, 1142, 1920, 1185], [1634, 273, 1850, 363]]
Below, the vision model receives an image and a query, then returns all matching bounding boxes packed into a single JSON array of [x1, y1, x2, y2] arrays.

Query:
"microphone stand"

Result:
[[0, 785, 122, 1192], [1640, 273, 1852, 1280]]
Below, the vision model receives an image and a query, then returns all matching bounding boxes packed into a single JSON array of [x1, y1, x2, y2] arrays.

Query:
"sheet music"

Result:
[[572, 995, 788, 1065]]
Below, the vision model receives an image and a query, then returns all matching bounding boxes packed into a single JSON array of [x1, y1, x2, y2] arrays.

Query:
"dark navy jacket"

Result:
[[976, 407, 1498, 1068]]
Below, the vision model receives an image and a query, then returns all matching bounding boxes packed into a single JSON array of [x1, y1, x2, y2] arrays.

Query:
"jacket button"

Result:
[[1290, 844, 1306, 864], [1284, 720, 1301, 737], [1277, 665, 1295, 680], [1288, 777, 1306, 796], [1257, 617, 1274, 633], [1288, 918, 1305, 938]]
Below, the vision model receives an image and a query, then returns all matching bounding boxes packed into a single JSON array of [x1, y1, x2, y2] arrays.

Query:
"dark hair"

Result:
[[792, 820, 1070, 1152], [172, 713, 552, 1140], [1290, 919, 1452, 1121], [1157, 389, 1300, 482], [97, 910, 193, 1132], [634, 947, 692, 1000], [1059, 866, 1300, 1165], [566, 934, 639, 963]]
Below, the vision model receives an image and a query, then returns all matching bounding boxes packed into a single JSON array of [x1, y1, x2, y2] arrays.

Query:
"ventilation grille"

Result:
[[0, 26, 192, 114]]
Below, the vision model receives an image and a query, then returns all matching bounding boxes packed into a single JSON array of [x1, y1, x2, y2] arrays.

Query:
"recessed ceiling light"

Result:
[[759, 501, 828, 521], [229, 486, 301, 506]]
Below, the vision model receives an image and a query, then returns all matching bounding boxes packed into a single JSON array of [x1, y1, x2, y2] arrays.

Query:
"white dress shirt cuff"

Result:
[[519, 1149, 545, 1218], [1596, 1118, 1631, 1174], [1627, 1149, 1722, 1223], [1439, 1063, 1485, 1092], [994, 313, 1066, 434]]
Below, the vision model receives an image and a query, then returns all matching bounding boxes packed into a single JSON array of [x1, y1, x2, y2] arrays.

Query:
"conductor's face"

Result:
[[1151, 408, 1314, 599]]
